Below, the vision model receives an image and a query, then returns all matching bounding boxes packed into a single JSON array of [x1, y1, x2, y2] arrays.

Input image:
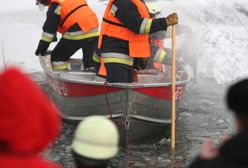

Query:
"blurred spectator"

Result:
[[0, 67, 61, 168], [188, 79, 248, 168], [71, 116, 119, 168]]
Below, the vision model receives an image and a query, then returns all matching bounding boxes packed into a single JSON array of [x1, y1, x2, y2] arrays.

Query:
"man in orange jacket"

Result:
[[98, 0, 178, 83], [35, 0, 100, 71]]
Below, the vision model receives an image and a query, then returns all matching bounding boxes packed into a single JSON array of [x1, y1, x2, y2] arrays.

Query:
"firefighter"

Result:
[[145, 2, 167, 71], [71, 116, 119, 168], [35, 0, 100, 71], [98, 0, 178, 83]]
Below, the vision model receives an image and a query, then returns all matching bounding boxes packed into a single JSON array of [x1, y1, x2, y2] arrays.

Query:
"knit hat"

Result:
[[71, 116, 119, 160], [0, 67, 61, 154], [227, 79, 248, 115]]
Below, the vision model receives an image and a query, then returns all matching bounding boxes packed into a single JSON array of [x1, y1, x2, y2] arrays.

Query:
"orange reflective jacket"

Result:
[[150, 38, 164, 71], [98, 0, 151, 58], [51, 0, 98, 34], [98, 58, 107, 77]]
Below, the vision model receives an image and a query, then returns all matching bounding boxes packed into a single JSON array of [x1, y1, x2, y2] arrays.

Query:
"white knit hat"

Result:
[[71, 116, 119, 160]]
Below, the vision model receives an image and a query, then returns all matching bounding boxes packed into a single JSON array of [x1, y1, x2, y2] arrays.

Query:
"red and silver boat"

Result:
[[39, 56, 189, 143]]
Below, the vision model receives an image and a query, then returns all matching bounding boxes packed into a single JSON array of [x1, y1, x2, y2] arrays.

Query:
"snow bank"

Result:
[[1, 0, 248, 84]]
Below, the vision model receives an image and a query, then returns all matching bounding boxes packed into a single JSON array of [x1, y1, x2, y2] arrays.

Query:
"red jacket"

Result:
[[0, 68, 61, 168]]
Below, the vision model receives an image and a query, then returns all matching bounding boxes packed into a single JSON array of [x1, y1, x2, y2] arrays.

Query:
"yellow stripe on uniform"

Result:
[[154, 49, 166, 64], [93, 54, 101, 63], [158, 50, 166, 63], [144, 19, 152, 34], [41, 32, 54, 42], [63, 32, 99, 40], [110, 4, 118, 16], [52, 62, 68, 70], [54, 6, 62, 15], [41, 36, 53, 42], [103, 58, 133, 66]]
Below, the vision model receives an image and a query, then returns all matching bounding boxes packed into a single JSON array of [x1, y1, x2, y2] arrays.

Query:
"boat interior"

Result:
[[39, 55, 188, 85]]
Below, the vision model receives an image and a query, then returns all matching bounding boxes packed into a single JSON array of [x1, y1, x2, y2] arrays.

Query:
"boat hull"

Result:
[[40, 56, 189, 143], [46, 74, 186, 143]]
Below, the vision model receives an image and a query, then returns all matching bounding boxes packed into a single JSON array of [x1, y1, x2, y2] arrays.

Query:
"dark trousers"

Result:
[[51, 37, 98, 69], [105, 63, 134, 83]]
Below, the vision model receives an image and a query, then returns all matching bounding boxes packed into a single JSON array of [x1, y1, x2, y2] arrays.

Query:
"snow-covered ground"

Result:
[[1, 0, 248, 84]]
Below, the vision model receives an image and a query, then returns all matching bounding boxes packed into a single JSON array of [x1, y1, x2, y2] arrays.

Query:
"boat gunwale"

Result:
[[40, 57, 190, 89]]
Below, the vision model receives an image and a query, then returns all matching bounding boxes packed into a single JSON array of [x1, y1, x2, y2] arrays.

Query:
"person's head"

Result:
[[71, 116, 119, 168], [0, 67, 60, 155], [36, 0, 50, 11], [145, 2, 161, 18], [36, 0, 51, 6], [226, 79, 248, 131]]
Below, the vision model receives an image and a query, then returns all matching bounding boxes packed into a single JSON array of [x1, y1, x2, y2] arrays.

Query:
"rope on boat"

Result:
[[125, 134, 131, 168], [103, 81, 127, 128], [103, 82, 131, 168]]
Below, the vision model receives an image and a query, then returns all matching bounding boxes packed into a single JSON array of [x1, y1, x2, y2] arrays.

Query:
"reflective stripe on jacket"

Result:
[[51, 0, 98, 34], [98, 0, 151, 58]]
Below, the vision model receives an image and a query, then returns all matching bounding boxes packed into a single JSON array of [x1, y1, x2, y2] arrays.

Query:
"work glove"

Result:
[[165, 13, 178, 26], [35, 40, 50, 56]]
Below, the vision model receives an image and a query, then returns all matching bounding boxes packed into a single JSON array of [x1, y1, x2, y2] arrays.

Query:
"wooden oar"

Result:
[[171, 25, 176, 148]]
